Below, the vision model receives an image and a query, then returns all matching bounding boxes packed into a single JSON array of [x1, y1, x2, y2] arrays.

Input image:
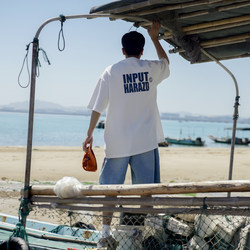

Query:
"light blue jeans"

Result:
[[99, 148, 160, 185]]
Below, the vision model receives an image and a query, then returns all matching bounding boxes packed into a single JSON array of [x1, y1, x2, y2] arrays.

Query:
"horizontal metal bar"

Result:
[[35, 13, 148, 39]]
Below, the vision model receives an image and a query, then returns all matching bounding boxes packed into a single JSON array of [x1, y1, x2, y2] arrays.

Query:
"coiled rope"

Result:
[[18, 14, 67, 88]]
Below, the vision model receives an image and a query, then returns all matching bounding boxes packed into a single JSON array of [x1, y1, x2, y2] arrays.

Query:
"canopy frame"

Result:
[[24, 12, 239, 209]]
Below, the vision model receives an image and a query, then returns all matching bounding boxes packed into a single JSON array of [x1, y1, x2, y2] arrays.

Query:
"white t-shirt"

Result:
[[88, 57, 170, 158]]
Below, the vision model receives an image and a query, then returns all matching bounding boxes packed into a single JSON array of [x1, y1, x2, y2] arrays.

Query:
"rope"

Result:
[[10, 196, 32, 244], [38, 48, 51, 65], [9, 185, 31, 242], [18, 42, 32, 88], [233, 95, 240, 120], [18, 15, 65, 88], [18, 37, 51, 86], [58, 14, 66, 51], [202, 197, 208, 210], [195, 197, 208, 235], [36, 47, 51, 77], [68, 210, 81, 236], [49, 225, 67, 234]]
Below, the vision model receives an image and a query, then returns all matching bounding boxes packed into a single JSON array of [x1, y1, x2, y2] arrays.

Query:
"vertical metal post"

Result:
[[23, 38, 39, 200], [228, 96, 240, 181], [200, 48, 240, 197]]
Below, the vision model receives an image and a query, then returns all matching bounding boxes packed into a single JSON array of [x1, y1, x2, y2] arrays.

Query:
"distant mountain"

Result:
[[160, 112, 250, 124], [0, 100, 91, 116], [1, 100, 249, 123]]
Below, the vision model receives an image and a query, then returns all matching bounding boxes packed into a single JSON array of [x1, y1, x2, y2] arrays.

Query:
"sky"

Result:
[[1, 0, 249, 118]]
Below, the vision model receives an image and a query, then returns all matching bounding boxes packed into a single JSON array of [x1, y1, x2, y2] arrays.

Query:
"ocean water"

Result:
[[0, 111, 250, 147]]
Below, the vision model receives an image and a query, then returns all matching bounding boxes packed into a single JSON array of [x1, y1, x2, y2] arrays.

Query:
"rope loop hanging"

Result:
[[58, 14, 66, 51], [17, 42, 32, 88], [18, 33, 51, 87]]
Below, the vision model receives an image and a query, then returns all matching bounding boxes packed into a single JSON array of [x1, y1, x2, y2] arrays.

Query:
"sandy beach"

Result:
[[0, 146, 249, 219], [1, 146, 249, 183]]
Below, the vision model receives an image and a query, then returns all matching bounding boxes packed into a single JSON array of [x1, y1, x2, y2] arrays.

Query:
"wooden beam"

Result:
[[34, 203, 250, 216], [162, 15, 250, 39], [31, 196, 250, 207], [219, 1, 250, 12], [201, 33, 250, 48], [93, 0, 223, 15], [182, 15, 250, 32], [168, 33, 250, 54], [187, 20, 250, 36], [131, 0, 223, 17], [100, 0, 250, 21], [28, 180, 250, 196], [180, 1, 250, 20]]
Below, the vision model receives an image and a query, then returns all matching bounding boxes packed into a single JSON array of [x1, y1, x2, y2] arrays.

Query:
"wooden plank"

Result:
[[180, 1, 250, 19], [162, 15, 250, 38], [34, 203, 250, 216], [201, 33, 250, 48], [31, 196, 250, 207], [131, 0, 223, 17], [168, 33, 250, 53], [28, 180, 250, 196], [93, 0, 223, 15]]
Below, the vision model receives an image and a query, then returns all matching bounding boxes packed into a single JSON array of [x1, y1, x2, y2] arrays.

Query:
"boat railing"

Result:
[[15, 180, 250, 249]]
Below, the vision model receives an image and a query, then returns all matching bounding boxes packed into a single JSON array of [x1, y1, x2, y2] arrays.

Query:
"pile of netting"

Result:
[[29, 206, 250, 249]]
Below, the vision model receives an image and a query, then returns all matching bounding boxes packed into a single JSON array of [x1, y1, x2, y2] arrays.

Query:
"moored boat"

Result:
[[96, 120, 105, 129], [0, 213, 100, 249], [165, 137, 205, 146], [208, 135, 250, 145]]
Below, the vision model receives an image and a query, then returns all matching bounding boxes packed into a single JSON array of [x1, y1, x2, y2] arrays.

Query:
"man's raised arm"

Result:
[[147, 21, 169, 64]]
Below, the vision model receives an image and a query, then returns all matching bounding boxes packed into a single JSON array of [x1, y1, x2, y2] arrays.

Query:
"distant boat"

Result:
[[165, 137, 205, 146], [96, 120, 105, 129], [158, 141, 169, 147], [208, 135, 250, 145], [225, 127, 250, 131]]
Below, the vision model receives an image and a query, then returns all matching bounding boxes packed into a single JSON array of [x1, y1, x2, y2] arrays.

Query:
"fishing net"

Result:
[[27, 203, 250, 250]]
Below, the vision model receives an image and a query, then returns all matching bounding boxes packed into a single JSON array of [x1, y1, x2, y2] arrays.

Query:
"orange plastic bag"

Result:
[[82, 144, 97, 172]]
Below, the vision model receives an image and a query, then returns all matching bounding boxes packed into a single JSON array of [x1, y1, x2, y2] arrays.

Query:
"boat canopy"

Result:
[[90, 0, 250, 63]]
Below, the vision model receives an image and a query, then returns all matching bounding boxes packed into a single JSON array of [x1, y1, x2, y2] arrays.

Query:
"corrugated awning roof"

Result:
[[90, 0, 250, 63]]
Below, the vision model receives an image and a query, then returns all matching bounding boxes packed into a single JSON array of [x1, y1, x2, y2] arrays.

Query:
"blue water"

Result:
[[0, 111, 250, 147]]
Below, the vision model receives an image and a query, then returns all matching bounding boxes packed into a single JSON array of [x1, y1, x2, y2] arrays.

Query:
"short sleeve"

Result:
[[148, 58, 170, 86], [87, 71, 109, 114]]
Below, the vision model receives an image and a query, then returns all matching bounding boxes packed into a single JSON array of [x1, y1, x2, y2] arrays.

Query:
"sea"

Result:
[[1, 111, 250, 148]]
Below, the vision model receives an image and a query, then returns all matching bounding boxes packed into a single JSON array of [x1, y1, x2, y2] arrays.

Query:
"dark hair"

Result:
[[122, 31, 145, 56]]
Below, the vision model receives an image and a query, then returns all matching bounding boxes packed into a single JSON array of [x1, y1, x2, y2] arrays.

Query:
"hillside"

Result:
[[1, 100, 249, 123]]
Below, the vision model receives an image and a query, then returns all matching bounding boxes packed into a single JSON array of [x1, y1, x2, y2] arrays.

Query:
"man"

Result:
[[83, 21, 170, 248]]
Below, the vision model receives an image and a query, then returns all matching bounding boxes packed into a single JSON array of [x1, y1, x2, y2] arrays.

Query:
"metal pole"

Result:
[[200, 48, 240, 197], [20, 38, 39, 229], [24, 38, 39, 200]]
